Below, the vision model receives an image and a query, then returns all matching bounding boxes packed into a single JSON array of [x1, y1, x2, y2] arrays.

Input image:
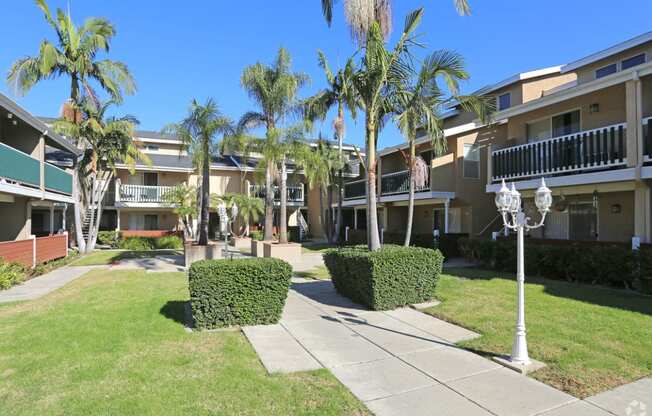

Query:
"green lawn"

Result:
[[0, 269, 368, 415], [73, 249, 183, 266], [295, 265, 331, 280], [427, 268, 652, 398]]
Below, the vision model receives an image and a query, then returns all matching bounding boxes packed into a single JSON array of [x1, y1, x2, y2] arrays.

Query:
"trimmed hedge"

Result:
[[458, 238, 647, 290], [188, 258, 292, 329], [118, 235, 183, 251], [323, 245, 443, 310]]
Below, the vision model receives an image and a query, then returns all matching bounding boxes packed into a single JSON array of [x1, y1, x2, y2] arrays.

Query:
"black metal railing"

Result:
[[344, 180, 366, 199], [380, 170, 429, 195], [492, 123, 627, 181], [644, 118, 652, 160], [249, 184, 304, 202]]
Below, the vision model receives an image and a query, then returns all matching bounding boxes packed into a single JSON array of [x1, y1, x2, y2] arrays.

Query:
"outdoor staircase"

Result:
[[81, 207, 97, 240], [297, 210, 309, 241]]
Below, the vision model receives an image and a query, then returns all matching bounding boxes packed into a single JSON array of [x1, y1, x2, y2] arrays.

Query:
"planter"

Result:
[[251, 239, 266, 257], [262, 241, 302, 263], [230, 236, 252, 250], [184, 242, 223, 266]]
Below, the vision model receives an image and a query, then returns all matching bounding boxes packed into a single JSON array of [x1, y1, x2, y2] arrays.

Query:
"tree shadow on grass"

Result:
[[443, 267, 652, 316], [160, 300, 194, 328]]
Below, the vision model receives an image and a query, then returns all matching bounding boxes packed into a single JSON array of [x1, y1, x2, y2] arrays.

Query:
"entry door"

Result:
[[569, 202, 597, 241]]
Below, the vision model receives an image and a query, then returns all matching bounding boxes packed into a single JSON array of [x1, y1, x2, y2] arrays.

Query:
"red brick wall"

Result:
[[0, 239, 34, 268], [120, 230, 183, 238], [35, 235, 67, 264]]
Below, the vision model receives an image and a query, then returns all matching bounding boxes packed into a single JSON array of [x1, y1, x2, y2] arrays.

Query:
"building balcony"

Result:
[[643, 117, 652, 162], [0, 141, 73, 196], [490, 123, 627, 183], [248, 184, 304, 204], [118, 184, 174, 204], [380, 170, 429, 196], [343, 179, 366, 200]]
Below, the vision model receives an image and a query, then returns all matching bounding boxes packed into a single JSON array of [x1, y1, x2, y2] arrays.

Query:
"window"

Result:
[[144, 145, 159, 151], [143, 172, 158, 186], [552, 109, 581, 137], [497, 93, 511, 111], [569, 202, 597, 241], [595, 63, 617, 79], [526, 118, 551, 143], [144, 215, 159, 231], [463, 144, 480, 179], [621, 53, 646, 70]]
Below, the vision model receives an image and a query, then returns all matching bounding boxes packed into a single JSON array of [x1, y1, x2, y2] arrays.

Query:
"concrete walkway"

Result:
[[0, 266, 98, 304], [244, 276, 651, 416]]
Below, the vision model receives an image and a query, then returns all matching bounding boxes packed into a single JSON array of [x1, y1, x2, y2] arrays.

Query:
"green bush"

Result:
[[97, 231, 120, 247], [117, 236, 182, 251], [0, 259, 27, 290], [458, 238, 639, 289], [188, 258, 292, 329], [323, 245, 443, 310], [250, 230, 263, 241]]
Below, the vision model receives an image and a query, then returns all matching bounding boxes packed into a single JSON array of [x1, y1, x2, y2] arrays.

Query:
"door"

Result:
[[569, 202, 597, 241], [144, 214, 159, 231]]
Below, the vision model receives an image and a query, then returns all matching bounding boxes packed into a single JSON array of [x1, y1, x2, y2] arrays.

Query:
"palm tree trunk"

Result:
[[198, 148, 210, 245], [327, 182, 335, 244], [366, 120, 381, 251], [264, 163, 274, 241], [279, 160, 288, 244], [404, 141, 416, 246], [319, 188, 326, 242], [334, 102, 345, 244], [72, 170, 86, 253]]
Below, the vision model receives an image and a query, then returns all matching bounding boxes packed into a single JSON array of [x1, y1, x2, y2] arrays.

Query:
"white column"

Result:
[[62, 204, 67, 231], [116, 209, 121, 231], [444, 199, 450, 234], [115, 178, 121, 202], [49, 203, 54, 235], [353, 207, 358, 230]]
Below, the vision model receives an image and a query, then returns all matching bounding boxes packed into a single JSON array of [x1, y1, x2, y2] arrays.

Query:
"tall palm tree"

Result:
[[164, 99, 234, 245], [7, 0, 135, 104], [303, 51, 358, 243], [163, 184, 198, 240], [239, 47, 308, 243], [394, 50, 494, 246], [348, 8, 424, 250], [53, 98, 145, 253], [321, 0, 471, 43]]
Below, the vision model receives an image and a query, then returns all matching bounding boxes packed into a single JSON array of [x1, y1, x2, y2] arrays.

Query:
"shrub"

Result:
[[117, 236, 182, 251], [188, 258, 292, 329], [97, 231, 120, 248], [0, 259, 27, 290], [250, 230, 263, 241], [323, 245, 443, 310]]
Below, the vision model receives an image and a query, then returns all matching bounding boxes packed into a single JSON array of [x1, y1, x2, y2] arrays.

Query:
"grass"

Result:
[[0, 269, 368, 415], [295, 266, 331, 280], [426, 268, 652, 398], [73, 249, 182, 266]]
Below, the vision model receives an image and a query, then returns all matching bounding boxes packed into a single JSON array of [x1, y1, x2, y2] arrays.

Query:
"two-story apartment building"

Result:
[[342, 31, 652, 245], [0, 93, 77, 267]]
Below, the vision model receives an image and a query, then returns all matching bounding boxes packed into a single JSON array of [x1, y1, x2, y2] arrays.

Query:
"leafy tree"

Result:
[[303, 51, 358, 243], [223, 194, 265, 237], [238, 47, 308, 243], [164, 99, 233, 245], [320, 0, 470, 43], [393, 51, 494, 245], [163, 184, 198, 240], [7, 0, 135, 103], [53, 98, 146, 253]]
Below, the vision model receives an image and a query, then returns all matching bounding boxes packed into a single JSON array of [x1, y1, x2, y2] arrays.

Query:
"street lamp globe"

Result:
[[509, 183, 521, 213], [534, 178, 553, 214], [495, 180, 513, 213]]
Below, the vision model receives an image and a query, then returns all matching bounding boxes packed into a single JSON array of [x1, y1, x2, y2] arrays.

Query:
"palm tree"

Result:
[[164, 99, 234, 245], [321, 0, 471, 43], [348, 8, 424, 250], [394, 51, 494, 246], [7, 0, 135, 104], [53, 98, 146, 253], [239, 47, 308, 243], [163, 184, 198, 240], [224, 194, 265, 237], [303, 51, 358, 243]]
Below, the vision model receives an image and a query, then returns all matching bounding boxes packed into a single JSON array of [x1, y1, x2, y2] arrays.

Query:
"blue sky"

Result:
[[1, 1, 651, 149]]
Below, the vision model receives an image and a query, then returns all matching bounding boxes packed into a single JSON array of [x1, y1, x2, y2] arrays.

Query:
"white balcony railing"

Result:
[[491, 123, 627, 182], [118, 184, 174, 203], [249, 184, 304, 203]]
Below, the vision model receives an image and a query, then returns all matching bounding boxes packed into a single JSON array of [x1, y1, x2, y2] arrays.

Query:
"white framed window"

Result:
[[143, 172, 158, 186], [526, 109, 581, 142], [621, 53, 646, 70], [497, 92, 511, 111], [144, 214, 159, 231], [463, 143, 480, 179], [144, 145, 160, 152], [595, 63, 617, 79]]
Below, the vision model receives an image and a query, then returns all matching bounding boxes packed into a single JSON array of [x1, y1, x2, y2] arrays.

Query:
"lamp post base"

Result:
[[492, 355, 547, 375]]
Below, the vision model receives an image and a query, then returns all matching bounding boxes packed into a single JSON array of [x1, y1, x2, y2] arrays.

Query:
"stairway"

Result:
[[297, 210, 309, 241], [81, 207, 97, 240]]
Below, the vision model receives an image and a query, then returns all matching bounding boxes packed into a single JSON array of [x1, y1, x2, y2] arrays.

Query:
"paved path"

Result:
[[0, 266, 98, 304], [108, 254, 186, 272], [244, 276, 651, 416]]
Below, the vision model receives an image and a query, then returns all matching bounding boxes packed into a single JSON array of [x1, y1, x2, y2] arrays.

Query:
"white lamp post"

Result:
[[494, 178, 552, 366]]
